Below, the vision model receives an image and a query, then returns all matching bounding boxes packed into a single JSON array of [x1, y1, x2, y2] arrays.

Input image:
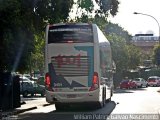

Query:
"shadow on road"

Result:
[[114, 88, 147, 94], [17, 101, 117, 120]]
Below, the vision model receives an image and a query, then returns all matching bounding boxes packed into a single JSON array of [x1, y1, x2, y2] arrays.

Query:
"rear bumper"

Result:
[[45, 89, 100, 104], [148, 82, 158, 86]]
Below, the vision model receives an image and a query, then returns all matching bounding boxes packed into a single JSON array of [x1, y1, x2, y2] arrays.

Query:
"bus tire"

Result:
[[97, 89, 106, 109], [103, 88, 106, 104], [106, 90, 112, 103]]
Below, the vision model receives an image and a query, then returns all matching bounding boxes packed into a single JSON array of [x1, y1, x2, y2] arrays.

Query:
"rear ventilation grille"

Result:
[[51, 56, 90, 76]]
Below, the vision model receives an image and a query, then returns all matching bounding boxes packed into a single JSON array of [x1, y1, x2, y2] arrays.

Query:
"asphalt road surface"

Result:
[[14, 87, 160, 120]]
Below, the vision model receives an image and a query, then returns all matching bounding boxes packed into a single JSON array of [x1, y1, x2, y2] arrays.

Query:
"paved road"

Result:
[[112, 87, 160, 114], [8, 87, 160, 120]]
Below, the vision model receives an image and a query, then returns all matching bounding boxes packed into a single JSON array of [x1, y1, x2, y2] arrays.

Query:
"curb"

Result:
[[13, 103, 53, 115], [13, 106, 37, 115], [1, 102, 52, 116]]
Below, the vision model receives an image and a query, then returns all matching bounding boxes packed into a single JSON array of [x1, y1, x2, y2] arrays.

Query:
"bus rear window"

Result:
[[48, 25, 93, 43]]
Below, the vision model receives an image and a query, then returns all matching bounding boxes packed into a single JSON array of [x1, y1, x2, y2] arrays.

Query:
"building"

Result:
[[131, 34, 159, 54]]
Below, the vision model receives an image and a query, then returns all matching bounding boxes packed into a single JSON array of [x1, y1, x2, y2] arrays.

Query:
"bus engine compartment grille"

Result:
[[51, 56, 90, 76]]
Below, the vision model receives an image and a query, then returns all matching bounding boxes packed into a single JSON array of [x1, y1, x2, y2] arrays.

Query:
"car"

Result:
[[32, 83, 45, 96], [20, 81, 34, 97], [20, 80, 45, 97], [147, 76, 160, 87], [23, 74, 31, 79], [19, 76, 34, 83], [133, 78, 148, 88], [37, 76, 45, 86], [120, 80, 137, 89]]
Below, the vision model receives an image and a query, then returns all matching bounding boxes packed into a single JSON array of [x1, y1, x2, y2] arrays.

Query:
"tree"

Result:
[[107, 33, 128, 71], [75, 0, 119, 18], [30, 33, 45, 75], [0, 0, 119, 72], [105, 22, 132, 43], [153, 44, 160, 66], [126, 45, 142, 69], [0, 0, 74, 72]]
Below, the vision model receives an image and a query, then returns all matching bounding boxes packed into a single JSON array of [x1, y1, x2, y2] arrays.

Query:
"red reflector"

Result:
[[45, 73, 53, 91], [45, 73, 50, 85], [89, 72, 99, 91], [93, 72, 98, 84]]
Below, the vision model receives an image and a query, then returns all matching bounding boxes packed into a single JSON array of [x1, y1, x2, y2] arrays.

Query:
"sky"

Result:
[[108, 0, 160, 36]]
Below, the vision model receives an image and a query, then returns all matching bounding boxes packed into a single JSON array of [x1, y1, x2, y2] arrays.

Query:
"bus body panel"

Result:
[[47, 43, 94, 92]]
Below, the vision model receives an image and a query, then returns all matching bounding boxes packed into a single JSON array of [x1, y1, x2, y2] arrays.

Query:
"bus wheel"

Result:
[[106, 90, 112, 103], [103, 89, 106, 105], [98, 90, 105, 108]]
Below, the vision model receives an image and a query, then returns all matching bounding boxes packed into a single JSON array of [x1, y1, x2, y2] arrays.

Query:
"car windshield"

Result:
[[134, 78, 140, 81]]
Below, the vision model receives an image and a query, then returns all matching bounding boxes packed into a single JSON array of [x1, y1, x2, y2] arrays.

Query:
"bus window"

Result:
[[48, 25, 93, 43]]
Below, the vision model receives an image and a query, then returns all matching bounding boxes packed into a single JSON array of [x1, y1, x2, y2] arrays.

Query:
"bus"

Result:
[[44, 23, 115, 110]]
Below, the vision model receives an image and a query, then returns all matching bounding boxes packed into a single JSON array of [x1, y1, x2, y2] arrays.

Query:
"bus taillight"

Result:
[[89, 72, 99, 91], [45, 73, 53, 91]]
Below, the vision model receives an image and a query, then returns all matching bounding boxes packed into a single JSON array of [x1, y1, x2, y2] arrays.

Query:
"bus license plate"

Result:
[[67, 94, 76, 98]]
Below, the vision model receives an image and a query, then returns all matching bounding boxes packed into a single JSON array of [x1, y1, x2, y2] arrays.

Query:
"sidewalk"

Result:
[[15, 97, 52, 114], [1, 97, 52, 116]]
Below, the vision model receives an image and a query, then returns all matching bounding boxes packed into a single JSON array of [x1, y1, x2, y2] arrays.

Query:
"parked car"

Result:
[[23, 74, 31, 80], [32, 83, 45, 96], [20, 80, 45, 97], [147, 76, 160, 87], [20, 76, 34, 83], [133, 78, 148, 88], [37, 76, 45, 86], [20, 81, 33, 97], [120, 80, 137, 89]]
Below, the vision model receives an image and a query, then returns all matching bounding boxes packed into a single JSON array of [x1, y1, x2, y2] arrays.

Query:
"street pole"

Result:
[[133, 12, 160, 44]]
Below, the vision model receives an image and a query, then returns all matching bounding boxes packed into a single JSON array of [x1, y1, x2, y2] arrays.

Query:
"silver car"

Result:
[[147, 76, 160, 87], [133, 78, 148, 88]]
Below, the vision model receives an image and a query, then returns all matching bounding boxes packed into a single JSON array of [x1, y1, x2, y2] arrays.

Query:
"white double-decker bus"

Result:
[[45, 23, 114, 110]]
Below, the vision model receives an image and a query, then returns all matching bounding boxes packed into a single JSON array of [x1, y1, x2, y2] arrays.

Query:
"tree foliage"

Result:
[[153, 44, 160, 65], [105, 22, 132, 43], [0, 0, 75, 72], [126, 45, 142, 69], [0, 0, 119, 72], [107, 33, 128, 72], [75, 0, 119, 18], [30, 33, 45, 74]]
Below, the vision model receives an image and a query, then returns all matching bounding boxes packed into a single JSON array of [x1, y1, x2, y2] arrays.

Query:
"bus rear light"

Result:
[[89, 72, 99, 91], [45, 73, 53, 91]]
